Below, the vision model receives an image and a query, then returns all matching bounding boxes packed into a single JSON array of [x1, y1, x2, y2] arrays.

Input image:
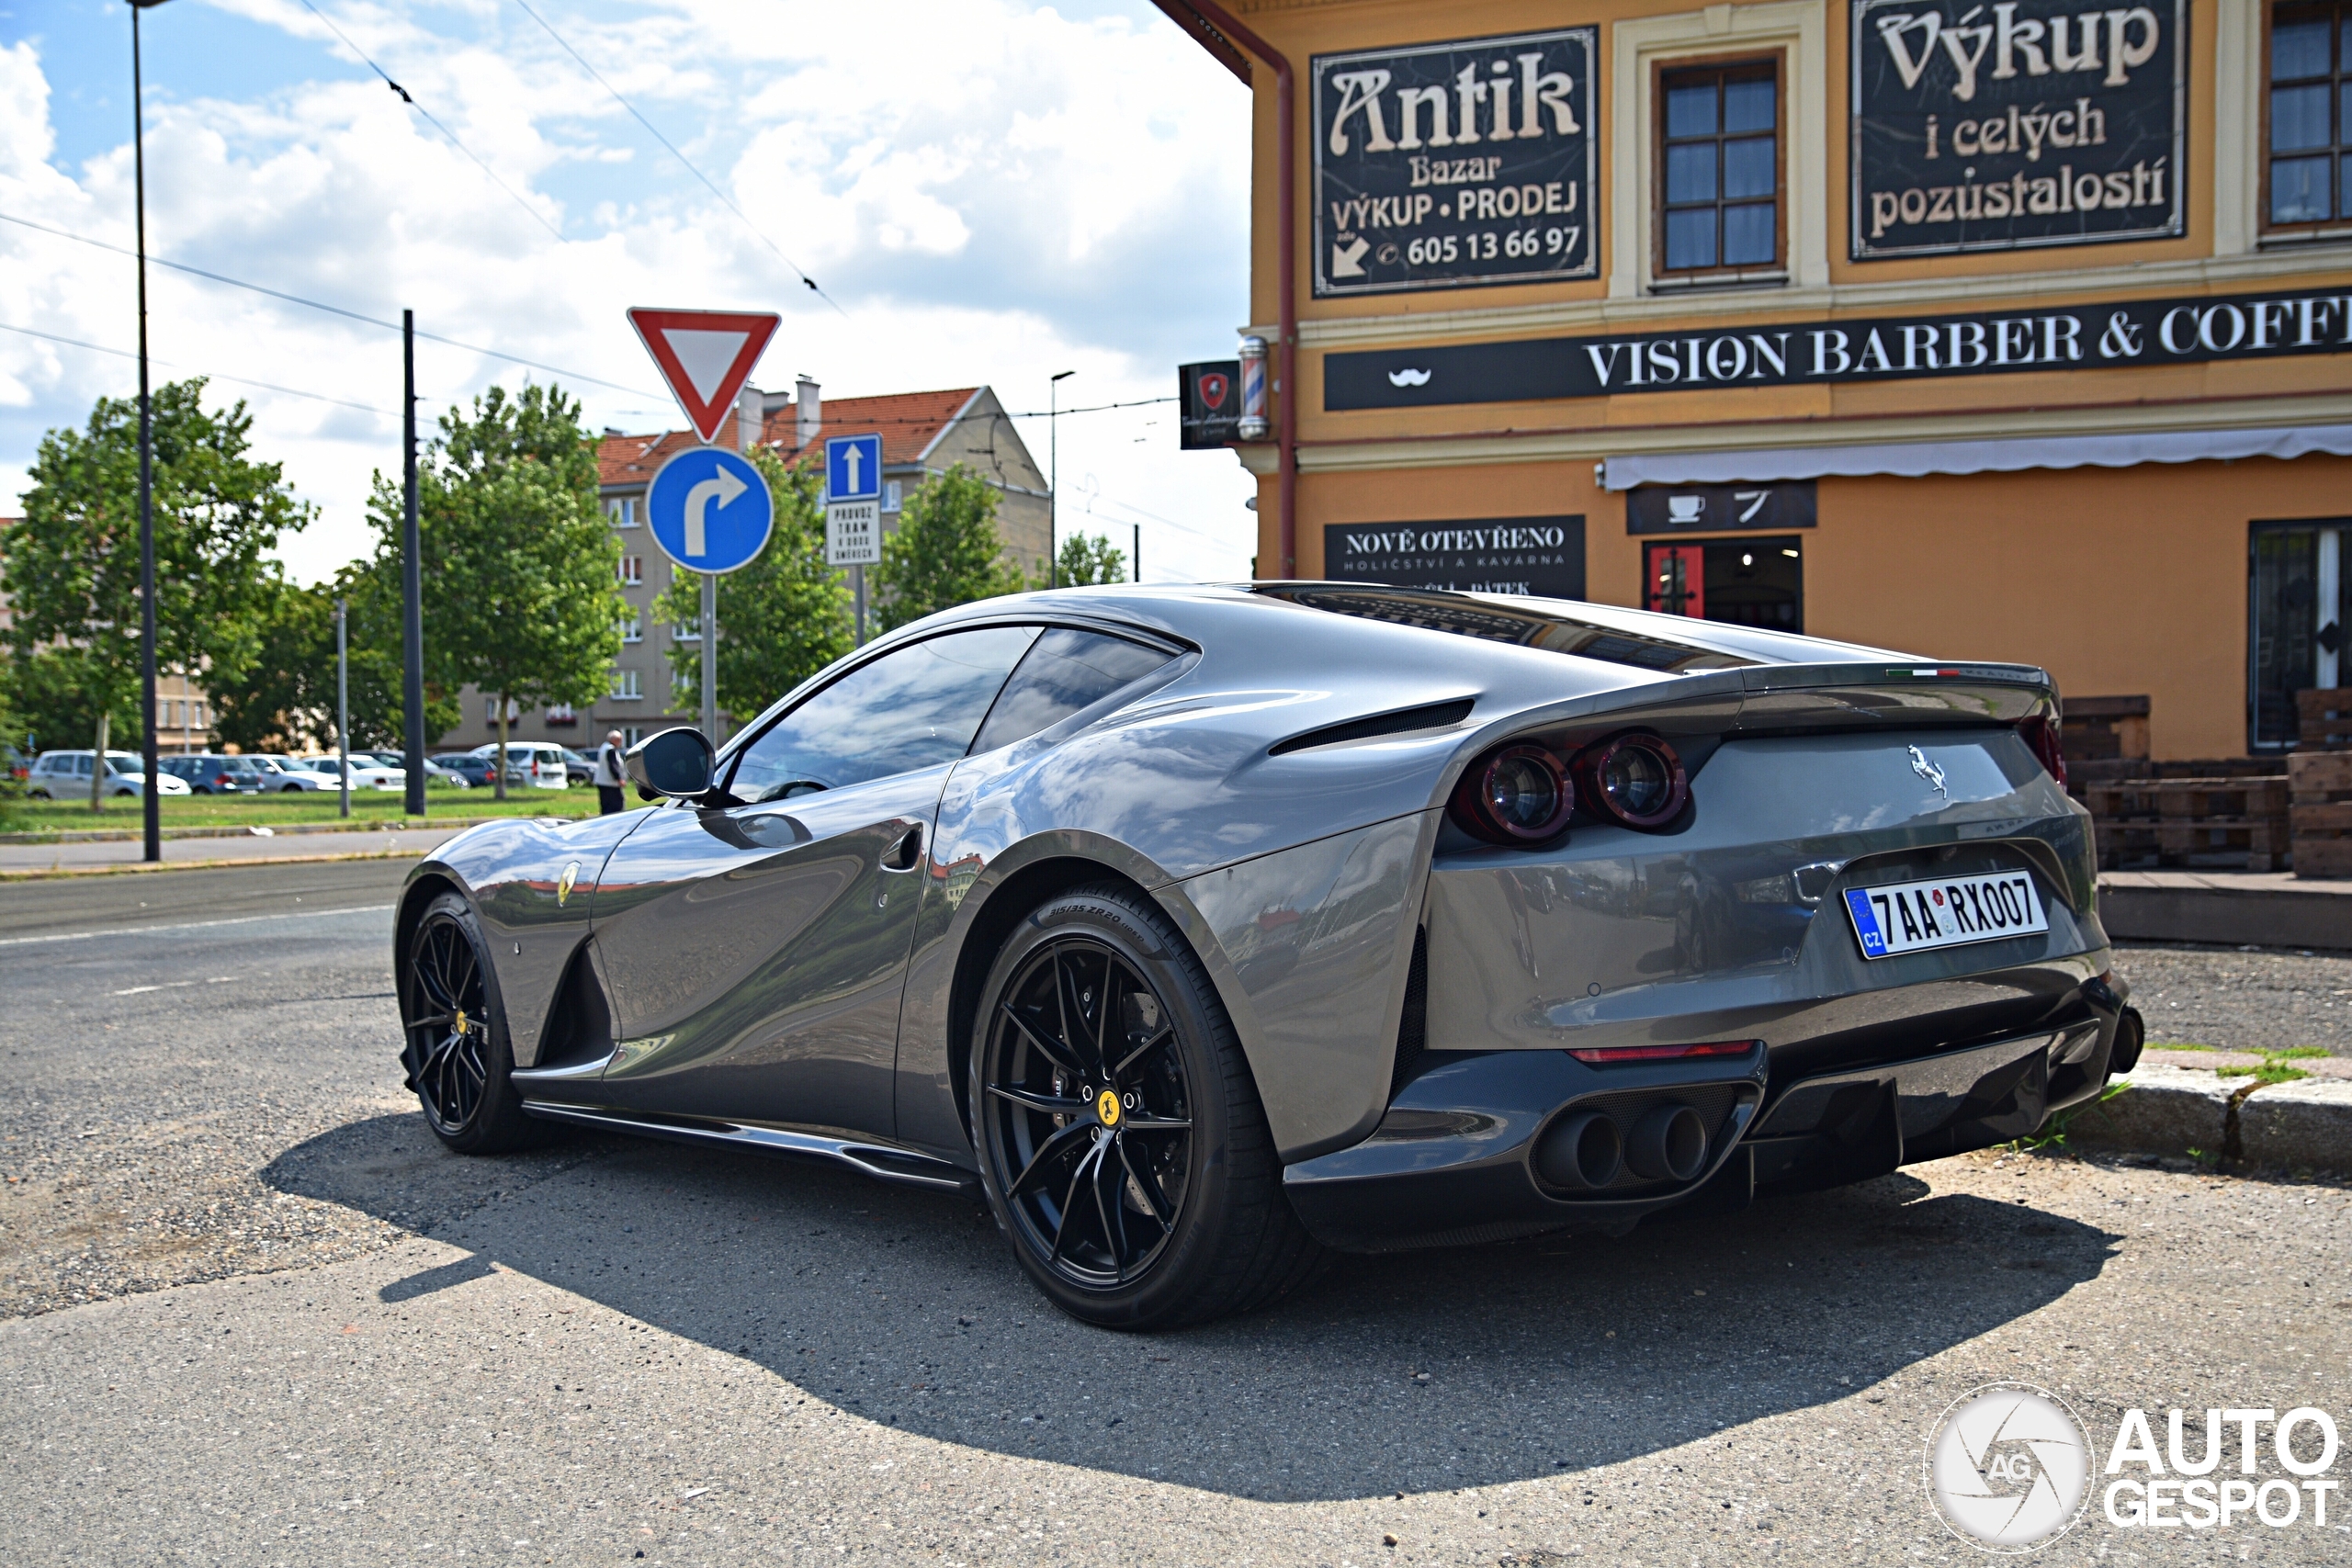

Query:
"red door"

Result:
[[1645, 543, 1705, 618]]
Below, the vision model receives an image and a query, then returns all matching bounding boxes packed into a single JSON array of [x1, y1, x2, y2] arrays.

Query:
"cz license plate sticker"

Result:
[[1842, 871, 2048, 960]]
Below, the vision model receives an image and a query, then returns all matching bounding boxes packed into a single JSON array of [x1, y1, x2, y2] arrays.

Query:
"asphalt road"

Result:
[[2, 863, 2347, 1564]]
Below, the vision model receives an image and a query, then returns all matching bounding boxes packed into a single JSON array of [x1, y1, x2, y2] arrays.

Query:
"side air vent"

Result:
[[1270, 697, 1475, 757], [1389, 928, 1429, 1102]]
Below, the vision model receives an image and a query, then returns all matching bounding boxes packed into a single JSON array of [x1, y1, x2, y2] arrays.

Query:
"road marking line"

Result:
[[0, 903, 396, 949]]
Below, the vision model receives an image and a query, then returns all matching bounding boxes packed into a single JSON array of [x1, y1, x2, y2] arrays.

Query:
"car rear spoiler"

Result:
[[1732, 660, 2053, 732]]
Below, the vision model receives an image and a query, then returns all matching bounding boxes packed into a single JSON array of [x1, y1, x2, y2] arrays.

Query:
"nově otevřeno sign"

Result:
[[1851, 0, 2186, 259], [1324, 285, 2352, 410], [1325, 516, 1586, 600], [1313, 28, 1598, 298]]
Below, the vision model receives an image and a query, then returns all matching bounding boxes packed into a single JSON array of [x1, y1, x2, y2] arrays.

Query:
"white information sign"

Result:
[[827, 500, 880, 566]]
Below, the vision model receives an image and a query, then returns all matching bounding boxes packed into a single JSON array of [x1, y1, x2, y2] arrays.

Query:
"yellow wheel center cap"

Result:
[[1096, 1089, 1122, 1126], [453, 1010, 469, 1036]]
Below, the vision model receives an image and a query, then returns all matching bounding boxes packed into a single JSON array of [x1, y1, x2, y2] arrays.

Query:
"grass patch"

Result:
[[2010, 1080, 2132, 1154], [2216, 1059, 2312, 1084], [2146, 1041, 2220, 1052], [12, 783, 591, 833]]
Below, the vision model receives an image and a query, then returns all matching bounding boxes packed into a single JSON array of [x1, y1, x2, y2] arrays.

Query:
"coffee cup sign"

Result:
[[1625, 480, 1818, 535]]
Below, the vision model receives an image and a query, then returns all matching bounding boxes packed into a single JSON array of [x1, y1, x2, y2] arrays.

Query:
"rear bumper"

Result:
[[1283, 978, 2124, 1252]]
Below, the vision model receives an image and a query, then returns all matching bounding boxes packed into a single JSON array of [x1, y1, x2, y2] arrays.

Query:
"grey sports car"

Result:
[[397, 584, 2141, 1327]]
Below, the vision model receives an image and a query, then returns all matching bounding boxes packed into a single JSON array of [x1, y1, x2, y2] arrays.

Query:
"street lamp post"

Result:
[[130, 0, 172, 864], [1047, 370, 1074, 588], [335, 596, 350, 820]]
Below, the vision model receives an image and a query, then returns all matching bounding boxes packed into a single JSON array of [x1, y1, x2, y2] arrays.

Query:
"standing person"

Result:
[[594, 729, 628, 816]]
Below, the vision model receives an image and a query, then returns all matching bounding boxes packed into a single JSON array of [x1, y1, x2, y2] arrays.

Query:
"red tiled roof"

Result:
[[596, 388, 982, 486]]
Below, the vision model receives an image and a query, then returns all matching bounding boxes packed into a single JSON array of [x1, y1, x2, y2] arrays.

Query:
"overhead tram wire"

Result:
[[0, 321, 388, 414], [292, 0, 564, 242], [505, 0, 846, 317], [0, 212, 666, 401]]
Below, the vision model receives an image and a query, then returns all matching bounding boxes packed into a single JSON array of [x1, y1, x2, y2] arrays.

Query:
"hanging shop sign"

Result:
[[1626, 481, 1817, 535], [1850, 0, 2186, 259], [1312, 27, 1599, 298], [1179, 360, 1241, 449], [1325, 284, 2352, 410], [1325, 516, 1586, 599]]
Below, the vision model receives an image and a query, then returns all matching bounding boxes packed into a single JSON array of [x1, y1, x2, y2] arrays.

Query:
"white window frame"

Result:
[[1610, 1, 1828, 298], [605, 495, 641, 527], [609, 668, 642, 701], [618, 555, 643, 586], [620, 615, 642, 644]]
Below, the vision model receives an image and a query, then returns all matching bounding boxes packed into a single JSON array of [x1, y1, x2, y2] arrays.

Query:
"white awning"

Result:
[[1599, 423, 2352, 491]]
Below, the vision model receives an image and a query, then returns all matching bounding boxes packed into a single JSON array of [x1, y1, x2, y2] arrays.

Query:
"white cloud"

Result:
[[0, 0, 1258, 587]]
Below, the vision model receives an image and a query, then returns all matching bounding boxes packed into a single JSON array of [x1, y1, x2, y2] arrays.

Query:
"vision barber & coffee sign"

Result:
[[1313, 28, 1599, 297], [1851, 0, 2186, 258]]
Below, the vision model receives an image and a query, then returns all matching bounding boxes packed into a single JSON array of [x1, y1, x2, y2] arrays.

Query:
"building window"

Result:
[[673, 617, 702, 644], [484, 696, 520, 724], [2267, 2, 2352, 228], [605, 496, 640, 528], [621, 725, 645, 747], [620, 615, 642, 644], [2250, 520, 2348, 748], [883, 479, 903, 513], [1656, 59, 1781, 276], [609, 668, 642, 701], [1644, 536, 1804, 632], [618, 555, 643, 586], [545, 704, 578, 728]]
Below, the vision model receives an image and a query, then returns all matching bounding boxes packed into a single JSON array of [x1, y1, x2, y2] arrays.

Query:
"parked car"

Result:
[[159, 754, 268, 795], [244, 753, 338, 793], [429, 753, 517, 789], [5, 745, 30, 783], [395, 584, 2132, 1328], [359, 751, 469, 787], [299, 757, 407, 791], [463, 741, 572, 789], [26, 750, 192, 799]]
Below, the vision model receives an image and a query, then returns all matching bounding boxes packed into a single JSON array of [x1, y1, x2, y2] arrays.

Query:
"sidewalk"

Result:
[[2098, 867, 2352, 951], [0, 824, 475, 877]]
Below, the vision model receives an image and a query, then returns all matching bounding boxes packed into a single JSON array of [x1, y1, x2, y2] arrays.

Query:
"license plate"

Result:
[[1842, 870, 2048, 960]]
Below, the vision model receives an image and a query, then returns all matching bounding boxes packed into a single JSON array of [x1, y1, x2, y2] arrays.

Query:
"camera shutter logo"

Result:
[[1925, 1382, 2091, 1551]]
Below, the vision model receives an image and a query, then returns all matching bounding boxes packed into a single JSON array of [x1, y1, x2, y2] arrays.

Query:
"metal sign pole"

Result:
[[700, 570, 718, 746], [854, 563, 866, 645], [335, 597, 350, 819]]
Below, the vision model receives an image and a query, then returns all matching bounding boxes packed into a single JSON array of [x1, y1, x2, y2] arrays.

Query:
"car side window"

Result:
[[726, 626, 1040, 804], [970, 627, 1177, 754]]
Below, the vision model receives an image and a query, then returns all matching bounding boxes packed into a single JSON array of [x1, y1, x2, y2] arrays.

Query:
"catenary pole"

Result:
[[1048, 369, 1074, 587], [131, 0, 168, 863], [335, 596, 350, 818], [401, 310, 426, 818]]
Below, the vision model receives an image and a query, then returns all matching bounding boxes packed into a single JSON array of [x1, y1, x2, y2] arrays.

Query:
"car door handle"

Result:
[[880, 823, 923, 873]]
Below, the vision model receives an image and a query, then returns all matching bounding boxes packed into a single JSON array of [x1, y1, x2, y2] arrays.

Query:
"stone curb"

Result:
[[2067, 1062, 2352, 1173], [0, 812, 585, 847]]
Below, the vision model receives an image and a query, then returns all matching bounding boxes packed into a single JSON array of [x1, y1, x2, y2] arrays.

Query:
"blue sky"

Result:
[[0, 0, 1257, 582]]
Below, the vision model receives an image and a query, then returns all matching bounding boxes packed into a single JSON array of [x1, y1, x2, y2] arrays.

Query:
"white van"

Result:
[[466, 741, 574, 789]]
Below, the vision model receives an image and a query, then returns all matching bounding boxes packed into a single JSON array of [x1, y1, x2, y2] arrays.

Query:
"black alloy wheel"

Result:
[[401, 892, 541, 1154], [974, 886, 1322, 1328]]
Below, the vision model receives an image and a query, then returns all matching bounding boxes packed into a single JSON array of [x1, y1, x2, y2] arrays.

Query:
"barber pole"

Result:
[[1238, 335, 1269, 440]]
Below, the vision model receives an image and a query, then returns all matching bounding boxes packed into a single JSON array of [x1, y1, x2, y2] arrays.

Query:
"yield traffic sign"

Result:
[[628, 308, 781, 444], [646, 446, 774, 575]]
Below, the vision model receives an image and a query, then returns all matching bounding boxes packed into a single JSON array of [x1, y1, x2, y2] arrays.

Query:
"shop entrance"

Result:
[[1645, 536, 1804, 632], [2250, 520, 2347, 750]]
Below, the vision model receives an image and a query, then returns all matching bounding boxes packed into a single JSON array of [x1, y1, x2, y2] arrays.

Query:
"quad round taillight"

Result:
[[1449, 743, 1573, 844], [1573, 732, 1689, 829]]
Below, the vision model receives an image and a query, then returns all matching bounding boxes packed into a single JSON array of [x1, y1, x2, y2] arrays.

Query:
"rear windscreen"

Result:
[[1258, 586, 1755, 672]]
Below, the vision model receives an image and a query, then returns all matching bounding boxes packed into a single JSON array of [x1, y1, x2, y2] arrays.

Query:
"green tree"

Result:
[[1, 379, 309, 807], [1051, 530, 1129, 586], [874, 463, 1028, 632], [368, 384, 622, 798], [652, 450, 853, 727], [210, 563, 459, 755]]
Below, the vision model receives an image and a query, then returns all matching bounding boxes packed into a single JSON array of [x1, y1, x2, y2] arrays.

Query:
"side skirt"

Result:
[[520, 1101, 980, 1196]]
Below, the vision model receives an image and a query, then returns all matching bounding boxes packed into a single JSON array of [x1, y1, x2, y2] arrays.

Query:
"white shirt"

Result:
[[594, 742, 625, 786]]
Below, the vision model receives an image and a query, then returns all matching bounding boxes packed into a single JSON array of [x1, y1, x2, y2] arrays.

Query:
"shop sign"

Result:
[[1627, 481, 1816, 535], [1179, 360, 1241, 449], [1325, 284, 2352, 410], [1851, 0, 2186, 259], [1312, 28, 1598, 298], [1325, 516, 1586, 599]]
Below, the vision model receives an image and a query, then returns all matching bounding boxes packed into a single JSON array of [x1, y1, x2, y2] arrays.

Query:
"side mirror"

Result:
[[625, 727, 715, 799]]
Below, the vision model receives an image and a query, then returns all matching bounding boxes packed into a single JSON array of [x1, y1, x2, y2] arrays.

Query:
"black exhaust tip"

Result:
[[1625, 1103, 1710, 1183], [2109, 1006, 2145, 1077], [1535, 1111, 1623, 1190]]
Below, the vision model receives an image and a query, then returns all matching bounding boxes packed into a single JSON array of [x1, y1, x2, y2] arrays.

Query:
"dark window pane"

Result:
[[2273, 17, 2332, 80], [2250, 526, 2320, 748], [1723, 77, 1776, 133], [1724, 202, 1776, 265], [2274, 82, 2333, 149], [2342, 151, 2352, 217], [2273, 152, 2335, 220], [1724, 136, 1776, 198], [1665, 82, 1716, 139], [1666, 141, 1717, 203], [728, 626, 1036, 800], [971, 628, 1173, 754], [1664, 207, 1716, 269], [2343, 79, 2352, 143]]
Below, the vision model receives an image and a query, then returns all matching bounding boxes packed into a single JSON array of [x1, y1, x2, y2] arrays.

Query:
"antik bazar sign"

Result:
[[1324, 286, 2352, 410], [1851, 0, 2187, 258]]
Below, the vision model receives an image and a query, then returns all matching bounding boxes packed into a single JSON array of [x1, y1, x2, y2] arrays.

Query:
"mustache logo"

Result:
[[1387, 367, 1432, 387]]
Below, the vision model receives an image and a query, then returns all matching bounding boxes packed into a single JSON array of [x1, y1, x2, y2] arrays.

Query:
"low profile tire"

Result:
[[973, 884, 1323, 1329], [401, 892, 544, 1154]]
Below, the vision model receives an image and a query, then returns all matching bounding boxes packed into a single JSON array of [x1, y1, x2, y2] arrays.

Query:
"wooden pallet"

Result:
[[2086, 776, 2292, 872], [2061, 694, 2151, 765], [2290, 751, 2352, 879], [2068, 756, 2285, 790], [2298, 688, 2352, 751]]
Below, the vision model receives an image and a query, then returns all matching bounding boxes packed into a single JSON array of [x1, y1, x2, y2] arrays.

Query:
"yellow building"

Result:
[[1162, 0, 2352, 759]]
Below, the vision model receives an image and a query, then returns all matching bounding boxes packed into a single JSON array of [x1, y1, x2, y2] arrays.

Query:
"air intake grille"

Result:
[[1388, 928, 1429, 1104]]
